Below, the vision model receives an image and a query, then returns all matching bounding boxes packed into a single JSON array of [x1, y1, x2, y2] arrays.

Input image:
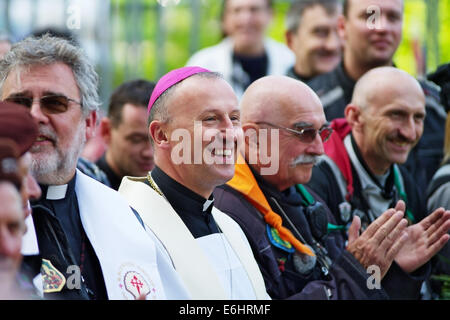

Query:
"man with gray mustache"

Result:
[[213, 74, 450, 300], [291, 154, 320, 167]]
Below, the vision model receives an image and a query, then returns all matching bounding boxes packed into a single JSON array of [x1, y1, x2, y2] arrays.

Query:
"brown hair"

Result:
[[108, 79, 156, 128]]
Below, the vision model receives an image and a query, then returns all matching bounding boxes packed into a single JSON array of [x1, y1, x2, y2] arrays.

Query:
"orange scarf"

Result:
[[226, 155, 314, 256]]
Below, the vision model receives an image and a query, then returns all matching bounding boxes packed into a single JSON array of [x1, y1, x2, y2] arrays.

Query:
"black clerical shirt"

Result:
[[31, 174, 107, 300], [150, 166, 219, 239]]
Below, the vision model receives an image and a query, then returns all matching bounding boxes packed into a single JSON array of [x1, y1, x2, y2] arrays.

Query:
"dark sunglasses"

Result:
[[255, 121, 333, 144], [5, 94, 82, 114]]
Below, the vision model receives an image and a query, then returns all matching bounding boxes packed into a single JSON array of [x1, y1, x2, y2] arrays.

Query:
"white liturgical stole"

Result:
[[119, 175, 269, 300], [75, 170, 190, 300]]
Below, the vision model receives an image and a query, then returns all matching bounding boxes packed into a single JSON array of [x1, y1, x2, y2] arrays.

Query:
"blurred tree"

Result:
[[109, 0, 450, 88]]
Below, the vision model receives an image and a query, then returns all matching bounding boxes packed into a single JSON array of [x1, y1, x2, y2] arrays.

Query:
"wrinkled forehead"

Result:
[[366, 84, 425, 115], [2, 63, 79, 99], [282, 93, 326, 127]]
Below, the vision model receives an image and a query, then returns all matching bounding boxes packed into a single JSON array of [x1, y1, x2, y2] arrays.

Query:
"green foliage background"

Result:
[[110, 0, 450, 86]]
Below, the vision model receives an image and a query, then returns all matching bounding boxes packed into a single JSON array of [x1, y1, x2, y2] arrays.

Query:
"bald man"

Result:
[[0, 139, 39, 299], [308, 67, 450, 298], [307, 0, 445, 193], [213, 74, 445, 299]]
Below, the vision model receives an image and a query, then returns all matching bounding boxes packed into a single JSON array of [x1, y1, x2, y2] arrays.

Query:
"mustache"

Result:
[[290, 154, 320, 167], [388, 133, 416, 145], [316, 49, 340, 58], [38, 126, 58, 142]]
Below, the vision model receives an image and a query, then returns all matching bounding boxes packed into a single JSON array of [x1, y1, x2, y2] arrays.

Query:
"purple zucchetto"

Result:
[[147, 66, 210, 114]]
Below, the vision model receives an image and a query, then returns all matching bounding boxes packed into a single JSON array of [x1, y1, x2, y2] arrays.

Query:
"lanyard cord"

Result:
[[269, 196, 331, 275], [296, 184, 346, 232], [392, 166, 415, 223]]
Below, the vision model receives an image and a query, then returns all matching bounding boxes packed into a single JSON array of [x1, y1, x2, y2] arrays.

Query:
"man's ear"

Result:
[[285, 30, 294, 50], [241, 123, 260, 165], [337, 14, 347, 43], [99, 117, 112, 145], [149, 120, 168, 149], [85, 111, 98, 141], [242, 123, 259, 148], [345, 103, 362, 128]]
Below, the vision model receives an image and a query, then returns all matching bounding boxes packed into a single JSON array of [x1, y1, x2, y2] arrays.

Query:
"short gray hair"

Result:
[[0, 34, 100, 117], [286, 0, 341, 34]]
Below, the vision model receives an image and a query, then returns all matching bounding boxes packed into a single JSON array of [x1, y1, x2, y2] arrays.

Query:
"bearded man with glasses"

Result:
[[213, 75, 450, 300], [0, 34, 190, 300]]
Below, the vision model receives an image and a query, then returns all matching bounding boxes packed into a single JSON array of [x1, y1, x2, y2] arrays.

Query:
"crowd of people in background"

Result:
[[1, 0, 450, 301]]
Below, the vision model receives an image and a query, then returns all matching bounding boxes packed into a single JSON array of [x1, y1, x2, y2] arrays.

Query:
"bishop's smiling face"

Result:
[[163, 76, 242, 197]]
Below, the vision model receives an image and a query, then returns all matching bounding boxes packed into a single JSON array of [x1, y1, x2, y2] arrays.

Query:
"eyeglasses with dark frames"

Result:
[[4, 94, 82, 114], [255, 121, 333, 144]]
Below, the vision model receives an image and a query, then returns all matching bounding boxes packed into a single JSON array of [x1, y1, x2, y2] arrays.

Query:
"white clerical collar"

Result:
[[46, 184, 68, 200], [203, 198, 214, 212]]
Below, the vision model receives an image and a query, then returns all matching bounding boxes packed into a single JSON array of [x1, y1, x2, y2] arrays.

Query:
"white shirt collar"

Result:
[[46, 184, 68, 200], [203, 198, 214, 212]]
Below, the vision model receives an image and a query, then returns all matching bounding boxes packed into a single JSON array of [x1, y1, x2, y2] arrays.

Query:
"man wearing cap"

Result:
[[0, 138, 42, 299], [0, 35, 190, 300], [119, 66, 269, 299], [0, 102, 43, 299], [0, 102, 42, 219]]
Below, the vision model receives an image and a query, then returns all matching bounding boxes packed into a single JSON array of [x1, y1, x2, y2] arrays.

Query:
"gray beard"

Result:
[[31, 124, 86, 185]]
